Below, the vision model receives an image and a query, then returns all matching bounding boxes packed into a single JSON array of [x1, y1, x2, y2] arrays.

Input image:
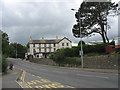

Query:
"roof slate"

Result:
[[29, 39, 61, 44], [29, 37, 71, 44]]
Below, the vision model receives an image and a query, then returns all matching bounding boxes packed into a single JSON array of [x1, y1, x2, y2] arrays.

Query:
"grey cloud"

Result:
[[2, 1, 118, 45]]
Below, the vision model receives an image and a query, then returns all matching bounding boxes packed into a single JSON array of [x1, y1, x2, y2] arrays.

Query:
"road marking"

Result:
[[95, 76, 109, 79], [77, 74, 109, 79], [15, 80, 24, 88], [22, 71, 26, 82], [16, 67, 75, 89]]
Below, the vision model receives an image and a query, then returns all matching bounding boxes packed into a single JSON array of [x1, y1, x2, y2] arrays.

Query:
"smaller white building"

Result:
[[26, 37, 72, 58], [115, 37, 120, 49]]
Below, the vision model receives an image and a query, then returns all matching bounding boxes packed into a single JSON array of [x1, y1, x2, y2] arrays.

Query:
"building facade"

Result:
[[26, 37, 72, 58]]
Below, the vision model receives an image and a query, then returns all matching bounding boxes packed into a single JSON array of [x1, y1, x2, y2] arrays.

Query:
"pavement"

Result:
[[2, 66, 22, 89]]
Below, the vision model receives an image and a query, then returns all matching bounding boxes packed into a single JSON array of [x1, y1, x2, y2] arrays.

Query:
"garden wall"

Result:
[[29, 55, 119, 69]]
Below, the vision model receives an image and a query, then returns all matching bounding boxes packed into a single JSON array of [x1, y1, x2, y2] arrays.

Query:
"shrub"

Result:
[[2, 55, 8, 73]]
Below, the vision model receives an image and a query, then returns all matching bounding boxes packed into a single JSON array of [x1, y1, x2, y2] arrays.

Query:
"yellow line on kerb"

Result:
[[20, 71, 35, 90]]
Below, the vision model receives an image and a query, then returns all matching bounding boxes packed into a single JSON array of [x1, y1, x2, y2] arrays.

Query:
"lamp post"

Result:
[[71, 8, 84, 68]]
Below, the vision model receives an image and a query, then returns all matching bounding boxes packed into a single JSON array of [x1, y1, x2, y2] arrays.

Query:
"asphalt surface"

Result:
[[2, 66, 21, 88], [7, 58, 118, 88]]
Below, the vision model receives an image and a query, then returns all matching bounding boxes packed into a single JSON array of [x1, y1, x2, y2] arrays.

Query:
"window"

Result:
[[33, 44, 35, 47], [54, 43, 56, 47], [54, 48, 56, 52], [39, 48, 41, 52], [67, 43, 69, 46], [44, 44, 46, 47], [39, 44, 41, 47], [33, 49, 36, 53], [62, 43, 64, 46], [37, 47, 39, 49]]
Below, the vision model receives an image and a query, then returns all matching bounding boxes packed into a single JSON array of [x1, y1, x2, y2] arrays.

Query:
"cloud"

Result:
[[2, 0, 118, 45]]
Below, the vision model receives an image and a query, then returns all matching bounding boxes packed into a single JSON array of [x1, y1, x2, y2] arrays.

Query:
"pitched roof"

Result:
[[29, 37, 72, 44], [29, 39, 61, 44]]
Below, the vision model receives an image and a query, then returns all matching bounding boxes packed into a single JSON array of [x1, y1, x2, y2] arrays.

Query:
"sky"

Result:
[[1, 0, 119, 45]]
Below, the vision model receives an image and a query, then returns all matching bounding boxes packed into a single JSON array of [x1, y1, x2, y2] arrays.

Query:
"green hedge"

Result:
[[50, 43, 112, 66]]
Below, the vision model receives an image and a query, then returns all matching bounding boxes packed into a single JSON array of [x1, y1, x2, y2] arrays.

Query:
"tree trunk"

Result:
[[104, 31, 109, 43], [100, 23, 106, 43], [101, 32, 106, 43]]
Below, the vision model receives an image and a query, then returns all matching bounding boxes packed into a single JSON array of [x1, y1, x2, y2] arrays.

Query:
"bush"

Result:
[[65, 57, 81, 67], [79, 43, 109, 54], [2, 55, 8, 73], [50, 43, 110, 67], [50, 49, 65, 63]]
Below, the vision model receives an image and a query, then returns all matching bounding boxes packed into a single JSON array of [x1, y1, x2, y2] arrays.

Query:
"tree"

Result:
[[9, 43, 27, 59], [2, 31, 10, 56], [78, 40, 85, 46], [72, 1, 118, 43]]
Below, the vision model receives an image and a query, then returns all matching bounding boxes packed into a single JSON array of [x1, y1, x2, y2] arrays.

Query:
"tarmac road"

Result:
[[7, 58, 118, 88]]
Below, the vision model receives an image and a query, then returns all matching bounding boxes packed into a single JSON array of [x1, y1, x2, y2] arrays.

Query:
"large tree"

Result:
[[2, 31, 10, 56], [72, 1, 118, 43], [9, 43, 27, 59]]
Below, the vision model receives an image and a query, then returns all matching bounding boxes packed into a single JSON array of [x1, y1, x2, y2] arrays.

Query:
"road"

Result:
[[7, 58, 118, 88]]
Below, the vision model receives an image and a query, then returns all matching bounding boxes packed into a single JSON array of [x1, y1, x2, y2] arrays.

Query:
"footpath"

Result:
[[2, 67, 22, 89]]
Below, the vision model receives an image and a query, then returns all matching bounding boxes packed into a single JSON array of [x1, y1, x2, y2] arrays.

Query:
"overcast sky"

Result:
[[1, 0, 119, 45]]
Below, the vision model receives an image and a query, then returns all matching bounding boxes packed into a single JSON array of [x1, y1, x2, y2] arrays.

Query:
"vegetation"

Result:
[[50, 40, 116, 66], [9, 43, 27, 59], [72, 1, 118, 43], [1, 30, 27, 73], [2, 55, 8, 73]]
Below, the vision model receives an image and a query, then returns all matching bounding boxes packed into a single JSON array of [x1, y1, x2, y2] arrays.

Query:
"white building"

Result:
[[26, 37, 72, 58]]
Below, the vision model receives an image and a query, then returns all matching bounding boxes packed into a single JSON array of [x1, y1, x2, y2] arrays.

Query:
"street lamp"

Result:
[[71, 8, 84, 68]]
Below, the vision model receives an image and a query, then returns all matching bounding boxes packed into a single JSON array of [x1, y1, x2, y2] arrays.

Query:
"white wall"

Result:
[[58, 38, 72, 49]]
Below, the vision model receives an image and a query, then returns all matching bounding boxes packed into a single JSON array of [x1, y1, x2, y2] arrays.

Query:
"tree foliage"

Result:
[[78, 40, 86, 46], [9, 43, 28, 59], [1, 30, 27, 59], [2, 32, 10, 56], [72, 1, 118, 43]]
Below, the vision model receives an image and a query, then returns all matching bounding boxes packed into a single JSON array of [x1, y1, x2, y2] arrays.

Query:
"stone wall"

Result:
[[83, 55, 119, 69], [29, 58, 56, 66], [29, 55, 119, 69]]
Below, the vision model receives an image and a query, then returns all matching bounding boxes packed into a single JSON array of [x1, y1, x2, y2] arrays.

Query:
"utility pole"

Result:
[[71, 5, 84, 68]]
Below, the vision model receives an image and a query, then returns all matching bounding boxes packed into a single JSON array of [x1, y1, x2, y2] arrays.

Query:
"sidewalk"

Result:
[[2, 67, 22, 89]]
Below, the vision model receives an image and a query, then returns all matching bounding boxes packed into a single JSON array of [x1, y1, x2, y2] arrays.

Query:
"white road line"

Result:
[[77, 74, 109, 79], [95, 76, 109, 79], [15, 80, 24, 88]]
